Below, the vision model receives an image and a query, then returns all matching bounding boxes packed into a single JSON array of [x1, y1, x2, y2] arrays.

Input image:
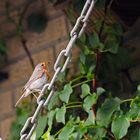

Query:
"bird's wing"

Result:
[[15, 71, 44, 107], [22, 71, 44, 93]]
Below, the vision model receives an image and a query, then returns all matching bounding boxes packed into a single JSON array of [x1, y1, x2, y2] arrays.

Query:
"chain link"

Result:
[[19, 0, 95, 139]]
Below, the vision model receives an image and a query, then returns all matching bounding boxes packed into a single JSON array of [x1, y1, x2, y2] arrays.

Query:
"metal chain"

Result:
[[20, 0, 95, 139]]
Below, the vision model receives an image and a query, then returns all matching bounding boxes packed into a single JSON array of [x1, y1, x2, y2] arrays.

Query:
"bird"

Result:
[[15, 61, 50, 107]]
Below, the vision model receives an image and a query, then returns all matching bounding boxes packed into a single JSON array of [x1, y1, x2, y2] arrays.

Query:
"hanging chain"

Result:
[[20, 0, 95, 139]]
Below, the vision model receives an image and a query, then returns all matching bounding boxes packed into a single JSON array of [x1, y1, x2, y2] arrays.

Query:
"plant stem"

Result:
[[66, 105, 82, 109], [72, 79, 92, 88], [66, 101, 82, 106], [129, 118, 140, 122], [71, 75, 86, 83], [54, 123, 69, 138], [121, 99, 133, 103], [21, 37, 35, 69], [54, 128, 63, 138]]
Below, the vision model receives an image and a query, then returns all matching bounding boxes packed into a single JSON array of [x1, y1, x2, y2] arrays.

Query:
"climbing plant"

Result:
[[9, 0, 140, 140]]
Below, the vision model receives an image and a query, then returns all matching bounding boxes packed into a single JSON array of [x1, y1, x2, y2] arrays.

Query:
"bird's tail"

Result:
[[15, 93, 25, 107]]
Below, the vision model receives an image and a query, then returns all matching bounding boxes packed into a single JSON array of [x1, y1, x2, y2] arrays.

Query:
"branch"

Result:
[[92, 0, 115, 92], [21, 37, 35, 69]]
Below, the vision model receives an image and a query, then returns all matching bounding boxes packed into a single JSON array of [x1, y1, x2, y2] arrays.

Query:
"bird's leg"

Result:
[[32, 93, 38, 99], [32, 89, 41, 99]]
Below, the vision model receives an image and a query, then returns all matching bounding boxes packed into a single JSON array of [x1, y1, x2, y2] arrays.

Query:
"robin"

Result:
[[15, 62, 49, 107]]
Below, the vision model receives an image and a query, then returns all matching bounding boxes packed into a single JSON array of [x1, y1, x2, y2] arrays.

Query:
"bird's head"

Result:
[[35, 61, 50, 72]]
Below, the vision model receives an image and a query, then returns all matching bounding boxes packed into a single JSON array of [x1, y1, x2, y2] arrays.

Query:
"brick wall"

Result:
[[0, 0, 79, 139]]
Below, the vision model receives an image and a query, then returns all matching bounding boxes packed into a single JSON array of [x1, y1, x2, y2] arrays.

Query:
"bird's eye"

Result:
[[41, 63, 44, 66]]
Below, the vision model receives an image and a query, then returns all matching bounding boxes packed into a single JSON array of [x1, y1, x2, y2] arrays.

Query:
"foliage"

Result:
[[0, 39, 6, 55], [27, 13, 47, 33], [9, 0, 140, 140]]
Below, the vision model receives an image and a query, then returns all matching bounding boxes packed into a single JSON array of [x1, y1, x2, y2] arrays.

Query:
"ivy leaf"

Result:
[[48, 91, 60, 110], [98, 42, 105, 51], [83, 94, 96, 112], [96, 97, 121, 127], [42, 128, 54, 140], [130, 128, 140, 140], [30, 131, 36, 140], [126, 105, 140, 120], [80, 52, 86, 64], [79, 62, 86, 74], [91, 128, 106, 139], [95, 0, 105, 8], [16, 107, 28, 125], [74, 123, 87, 139], [57, 72, 66, 83], [58, 124, 75, 140], [27, 13, 47, 33], [79, 33, 86, 43], [59, 83, 73, 103], [0, 39, 6, 54], [84, 110, 95, 126], [36, 115, 48, 139], [137, 85, 140, 92], [88, 32, 100, 49], [56, 105, 66, 124], [105, 38, 119, 54], [80, 84, 91, 99], [111, 116, 130, 139], [96, 87, 105, 97], [47, 110, 55, 129]]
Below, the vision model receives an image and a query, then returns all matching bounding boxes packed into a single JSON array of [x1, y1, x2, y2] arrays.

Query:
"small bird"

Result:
[[15, 62, 49, 107]]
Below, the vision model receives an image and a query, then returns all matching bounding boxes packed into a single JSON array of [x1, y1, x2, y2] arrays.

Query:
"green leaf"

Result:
[[88, 32, 100, 48], [130, 128, 140, 140], [58, 124, 75, 140], [56, 105, 66, 124], [83, 94, 96, 112], [90, 128, 106, 139], [95, 0, 105, 8], [96, 87, 105, 97], [79, 62, 86, 74], [73, 123, 87, 139], [116, 47, 132, 69], [137, 85, 140, 92], [8, 122, 22, 140], [80, 52, 86, 64], [111, 116, 130, 139], [0, 39, 6, 54], [79, 33, 86, 43], [80, 84, 91, 99], [16, 107, 28, 125], [84, 45, 91, 55], [47, 110, 55, 129], [98, 42, 105, 50], [126, 103, 140, 120], [59, 83, 73, 103], [36, 115, 48, 139], [84, 110, 95, 126], [112, 23, 123, 36], [30, 131, 36, 140], [105, 38, 119, 54], [57, 72, 66, 82], [73, 0, 85, 14], [27, 13, 47, 33], [96, 97, 121, 127], [42, 128, 54, 140], [48, 91, 60, 110]]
